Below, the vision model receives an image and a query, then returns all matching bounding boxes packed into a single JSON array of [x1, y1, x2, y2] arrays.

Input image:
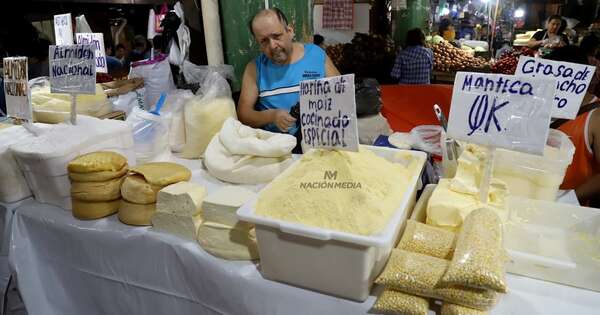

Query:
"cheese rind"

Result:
[[118, 200, 156, 226], [130, 162, 191, 186], [68, 151, 127, 173], [121, 175, 162, 204], [70, 177, 124, 201], [69, 165, 128, 182], [72, 198, 120, 220], [197, 222, 259, 260]]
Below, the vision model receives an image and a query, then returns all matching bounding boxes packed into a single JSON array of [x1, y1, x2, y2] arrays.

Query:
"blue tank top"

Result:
[[256, 43, 326, 134]]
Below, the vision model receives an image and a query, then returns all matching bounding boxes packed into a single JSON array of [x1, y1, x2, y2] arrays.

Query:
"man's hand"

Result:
[[274, 110, 296, 132]]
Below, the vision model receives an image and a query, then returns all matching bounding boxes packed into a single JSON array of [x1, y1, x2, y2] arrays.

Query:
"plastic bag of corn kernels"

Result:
[[439, 208, 507, 293], [398, 220, 456, 259], [441, 303, 489, 315], [376, 249, 499, 311], [372, 289, 429, 315]]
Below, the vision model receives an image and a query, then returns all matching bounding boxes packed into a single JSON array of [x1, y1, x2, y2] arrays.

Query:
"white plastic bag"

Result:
[[129, 55, 175, 110], [410, 125, 443, 156], [110, 87, 146, 116], [126, 107, 172, 164], [181, 71, 236, 158]]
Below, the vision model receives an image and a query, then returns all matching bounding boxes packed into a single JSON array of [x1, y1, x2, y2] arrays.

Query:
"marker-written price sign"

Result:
[[516, 56, 595, 119], [447, 72, 555, 155], [54, 13, 74, 46], [76, 33, 107, 73], [299, 74, 359, 151], [49, 44, 96, 95], [3, 57, 32, 121]]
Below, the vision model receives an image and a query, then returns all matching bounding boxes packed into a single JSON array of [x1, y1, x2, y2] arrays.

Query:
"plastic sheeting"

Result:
[[5, 159, 600, 315]]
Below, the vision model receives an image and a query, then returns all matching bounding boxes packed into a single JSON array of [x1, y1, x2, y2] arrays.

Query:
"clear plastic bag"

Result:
[[376, 249, 499, 311], [126, 107, 172, 164], [129, 54, 175, 110], [410, 125, 443, 156], [371, 288, 429, 315], [441, 303, 489, 315], [181, 71, 237, 158], [158, 89, 194, 152], [398, 220, 456, 259], [440, 208, 507, 293]]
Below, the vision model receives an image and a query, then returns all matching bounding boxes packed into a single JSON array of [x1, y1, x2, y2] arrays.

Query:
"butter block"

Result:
[[152, 182, 207, 240], [202, 186, 256, 226]]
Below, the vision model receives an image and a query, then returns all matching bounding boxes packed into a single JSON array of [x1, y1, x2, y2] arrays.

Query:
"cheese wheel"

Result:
[[121, 175, 162, 204], [69, 165, 128, 182], [118, 200, 156, 226], [197, 222, 259, 260], [130, 162, 191, 186], [68, 151, 127, 173], [70, 177, 124, 201], [72, 198, 120, 220]]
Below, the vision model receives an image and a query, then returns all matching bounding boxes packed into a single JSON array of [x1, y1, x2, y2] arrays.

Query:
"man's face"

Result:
[[116, 48, 125, 58], [252, 14, 294, 65]]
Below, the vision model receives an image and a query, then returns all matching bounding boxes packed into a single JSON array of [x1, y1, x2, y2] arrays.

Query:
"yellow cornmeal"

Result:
[[255, 148, 420, 236]]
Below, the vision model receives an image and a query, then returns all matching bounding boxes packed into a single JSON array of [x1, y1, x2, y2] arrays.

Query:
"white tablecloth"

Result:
[[6, 158, 600, 315]]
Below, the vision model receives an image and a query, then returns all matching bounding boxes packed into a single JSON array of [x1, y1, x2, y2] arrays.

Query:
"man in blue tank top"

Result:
[[237, 8, 340, 153]]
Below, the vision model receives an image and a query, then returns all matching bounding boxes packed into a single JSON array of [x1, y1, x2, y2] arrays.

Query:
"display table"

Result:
[[7, 159, 600, 315]]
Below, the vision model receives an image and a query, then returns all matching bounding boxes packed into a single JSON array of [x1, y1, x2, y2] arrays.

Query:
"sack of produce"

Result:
[[398, 220, 456, 259], [441, 303, 488, 315], [181, 71, 236, 159], [355, 77, 382, 117], [371, 288, 429, 315], [439, 208, 507, 293], [129, 54, 175, 108]]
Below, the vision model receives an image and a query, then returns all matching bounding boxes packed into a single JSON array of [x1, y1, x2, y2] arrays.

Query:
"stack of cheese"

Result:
[[152, 182, 206, 240], [197, 186, 259, 260], [68, 152, 128, 219], [10, 116, 135, 209], [427, 144, 508, 231], [119, 162, 191, 226]]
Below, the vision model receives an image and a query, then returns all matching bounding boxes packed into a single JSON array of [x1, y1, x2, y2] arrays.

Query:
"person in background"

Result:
[[545, 46, 600, 207], [580, 34, 600, 97], [130, 35, 150, 61], [527, 15, 568, 55], [313, 34, 325, 49], [105, 42, 124, 77], [439, 19, 459, 47], [152, 35, 166, 55], [237, 8, 340, 153], [390, 28, 433, 84], [115, 44, 127, 62]]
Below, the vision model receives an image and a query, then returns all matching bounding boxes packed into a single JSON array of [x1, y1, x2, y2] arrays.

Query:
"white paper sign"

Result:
[[49, 44, 96, 95], [76, 33, 107, 73], [54, 13, 73, 46], [447, 72, 554, 155], [3, 57, 32, 121], [299, 74, 359, 151], [515, 56, 595, 119]]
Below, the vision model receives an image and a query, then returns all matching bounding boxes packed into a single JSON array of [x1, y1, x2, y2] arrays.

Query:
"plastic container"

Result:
[[237, 146, 427, 301], [493, 129, 575, 201], [504, 196, 600, 292]]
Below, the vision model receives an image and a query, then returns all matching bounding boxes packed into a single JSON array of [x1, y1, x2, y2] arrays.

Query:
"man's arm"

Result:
[[237, 61, 296, 132], [575, 110, 600, 202], [325, 55, 340, 77]]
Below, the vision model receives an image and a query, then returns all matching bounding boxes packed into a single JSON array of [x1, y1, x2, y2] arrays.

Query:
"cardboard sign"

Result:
[[515, 56, 595, 119], [54, 13, 74, 46], [299, 74, 359, 151], [447, 72, 554, 155], [76, 33, 107, 73], [49, 44, 96, 95], [3, 57, 32, 121]]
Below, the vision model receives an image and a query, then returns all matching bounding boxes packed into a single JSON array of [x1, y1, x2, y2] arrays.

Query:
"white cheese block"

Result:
[[197, 222, 259, 260], [152, 182, 207, 240], [202, 186, 256, 226]]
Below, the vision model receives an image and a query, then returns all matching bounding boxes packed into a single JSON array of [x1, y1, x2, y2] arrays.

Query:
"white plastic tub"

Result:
[[237, 146, 426, 301], [504, 197, 600, 292]]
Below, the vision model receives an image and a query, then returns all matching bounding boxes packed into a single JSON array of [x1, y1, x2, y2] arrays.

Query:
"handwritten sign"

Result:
[[447, 72, 554, 155], [49, 44, 96, 95], [54, 13, 73, 46], [76, 33, 107, 73], [299, 74, 359, 151], [3, 57, 32, 121], [516, 56, 595, 119]]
